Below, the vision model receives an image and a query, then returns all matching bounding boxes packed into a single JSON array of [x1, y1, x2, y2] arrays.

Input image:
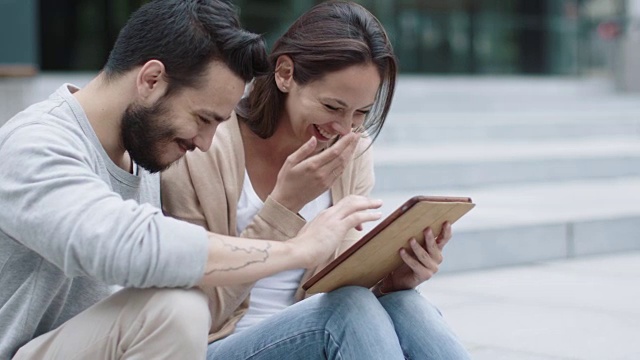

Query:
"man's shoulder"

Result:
[[0, 97, 90, 153]]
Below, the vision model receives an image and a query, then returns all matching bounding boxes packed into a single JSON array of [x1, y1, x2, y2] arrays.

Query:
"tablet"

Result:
[[302, 196, 475, 294]]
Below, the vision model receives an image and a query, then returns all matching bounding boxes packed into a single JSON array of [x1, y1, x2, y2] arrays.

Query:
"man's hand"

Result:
[[291, 195, 382, 268], [198, 195, 381, 287]]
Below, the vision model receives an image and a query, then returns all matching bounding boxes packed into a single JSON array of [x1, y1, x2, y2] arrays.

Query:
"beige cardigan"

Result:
[[161, 114, 374, 343]]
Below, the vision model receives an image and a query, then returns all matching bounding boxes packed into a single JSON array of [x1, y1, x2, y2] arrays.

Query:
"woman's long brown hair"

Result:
[[238, 1, 397, 143]]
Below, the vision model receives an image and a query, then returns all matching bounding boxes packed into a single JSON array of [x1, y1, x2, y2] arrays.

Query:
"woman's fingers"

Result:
[[307, 132, 359, 170], [400, 245, 438, 287], [421, 228, 442, 263], [285, 136, 318, 167], [324, 135, 359, 176], [399, 247, 435, 282], [437, 222, 452, 250], [409, 238, 432, 266]]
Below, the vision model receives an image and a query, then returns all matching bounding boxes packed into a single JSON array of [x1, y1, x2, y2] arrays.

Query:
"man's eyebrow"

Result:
[[200, 110, 230, 122]]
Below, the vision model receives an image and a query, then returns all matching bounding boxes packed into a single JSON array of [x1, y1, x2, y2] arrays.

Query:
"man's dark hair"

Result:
[[104, 0, 268, 95]]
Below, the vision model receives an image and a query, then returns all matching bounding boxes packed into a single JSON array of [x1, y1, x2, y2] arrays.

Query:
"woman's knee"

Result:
[[381, 289, 442, 314], [378, 289, 450, 333], [326, 286, 378, 306], [323, 286, 391, 322]]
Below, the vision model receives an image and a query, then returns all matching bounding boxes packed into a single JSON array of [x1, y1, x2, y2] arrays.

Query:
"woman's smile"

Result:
[[313, 124, 337, 142]]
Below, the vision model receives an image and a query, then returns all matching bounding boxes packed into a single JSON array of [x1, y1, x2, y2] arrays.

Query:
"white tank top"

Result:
[[233, 170, 332, 334]]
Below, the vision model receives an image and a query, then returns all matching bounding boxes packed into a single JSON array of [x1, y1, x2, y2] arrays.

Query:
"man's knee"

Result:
[[119, 287, 211, 354], [12, 288, 211, 360], [143, 287, 211, 334]]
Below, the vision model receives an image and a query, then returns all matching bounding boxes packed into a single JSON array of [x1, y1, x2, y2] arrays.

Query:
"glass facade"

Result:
[[0, 0, 38, 76], [38, 0, 146, 71], [0, 0, 627, 75]]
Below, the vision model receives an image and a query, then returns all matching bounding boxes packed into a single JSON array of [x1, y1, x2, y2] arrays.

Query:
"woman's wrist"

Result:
[[371, 280, 391, 297], [270, 189, 303, 214]]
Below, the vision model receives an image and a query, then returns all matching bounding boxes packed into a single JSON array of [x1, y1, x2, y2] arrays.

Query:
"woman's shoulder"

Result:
[[162, 113, 245, 195], [351, 134, 374, 165], [186, 112, 243, 165]]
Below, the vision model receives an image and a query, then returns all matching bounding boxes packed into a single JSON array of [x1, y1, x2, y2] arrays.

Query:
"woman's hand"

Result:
[[271, 132, 360, 214], [376, 222, 452, 294]]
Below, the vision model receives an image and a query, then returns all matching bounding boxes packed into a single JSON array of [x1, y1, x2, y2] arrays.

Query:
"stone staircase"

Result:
[[370, 76, 640, 273], [3, 74, 640, 273]]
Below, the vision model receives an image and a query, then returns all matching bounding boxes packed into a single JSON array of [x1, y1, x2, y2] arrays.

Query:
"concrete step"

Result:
[[372, 137, 640, 191], [376, 111, 640, 144], [367, 176, 640, 273], [391, 76, 640, 113], [377, 76, 640, 145]]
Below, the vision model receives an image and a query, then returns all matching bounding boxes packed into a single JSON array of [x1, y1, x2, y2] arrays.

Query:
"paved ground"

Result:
[[419, 252, 640, 359]]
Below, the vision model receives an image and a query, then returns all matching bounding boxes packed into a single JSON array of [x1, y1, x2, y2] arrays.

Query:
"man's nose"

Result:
[[193, 123, 217, 152]]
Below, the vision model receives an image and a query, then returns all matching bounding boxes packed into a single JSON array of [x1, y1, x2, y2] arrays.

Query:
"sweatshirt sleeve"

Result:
[[0, 124, 208, 288]]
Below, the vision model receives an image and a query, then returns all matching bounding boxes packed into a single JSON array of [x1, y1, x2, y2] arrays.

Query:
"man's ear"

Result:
[[136, 60, 169, 104], [274, 55, 294, 93]]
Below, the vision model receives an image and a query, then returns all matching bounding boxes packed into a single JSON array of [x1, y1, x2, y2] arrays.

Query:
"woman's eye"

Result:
[[324, 104, 339, 111]]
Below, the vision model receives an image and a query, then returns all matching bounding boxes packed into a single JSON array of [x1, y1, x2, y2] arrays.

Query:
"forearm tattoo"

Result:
[[205, 239, 272, 274]]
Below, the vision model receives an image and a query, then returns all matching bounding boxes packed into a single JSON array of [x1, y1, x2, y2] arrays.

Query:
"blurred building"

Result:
[[0, 0, 629, 75]]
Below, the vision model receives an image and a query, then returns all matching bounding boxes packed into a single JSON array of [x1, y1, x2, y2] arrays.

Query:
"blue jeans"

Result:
[[206, 286, 470, 360]]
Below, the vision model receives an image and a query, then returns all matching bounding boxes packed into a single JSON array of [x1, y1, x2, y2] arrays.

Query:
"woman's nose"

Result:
[[331, 115, 353, 136]]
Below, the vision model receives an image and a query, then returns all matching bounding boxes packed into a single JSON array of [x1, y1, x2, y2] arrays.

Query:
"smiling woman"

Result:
[[275, 62, 380, 145], [241, 3, 396, 142], [161, 2, 471, 359]]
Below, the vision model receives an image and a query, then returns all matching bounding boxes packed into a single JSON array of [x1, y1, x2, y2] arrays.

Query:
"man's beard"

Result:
[[121, 99, 179, 174]]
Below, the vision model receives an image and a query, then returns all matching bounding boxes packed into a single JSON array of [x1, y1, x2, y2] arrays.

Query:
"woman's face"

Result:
[[280, 63, 381, 147]]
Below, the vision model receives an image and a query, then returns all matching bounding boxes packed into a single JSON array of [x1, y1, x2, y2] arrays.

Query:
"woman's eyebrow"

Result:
[[321, 97, 374, 110]]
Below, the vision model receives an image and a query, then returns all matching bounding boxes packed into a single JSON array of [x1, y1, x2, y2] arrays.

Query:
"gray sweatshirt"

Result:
[[0, 84, 209, 358]]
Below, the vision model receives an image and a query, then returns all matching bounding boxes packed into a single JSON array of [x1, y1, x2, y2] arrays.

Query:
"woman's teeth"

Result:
[[315, 125, 334, 140]]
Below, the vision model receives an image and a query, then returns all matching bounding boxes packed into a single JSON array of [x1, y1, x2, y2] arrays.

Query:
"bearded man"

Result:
[[0, 1, 382, 358]]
